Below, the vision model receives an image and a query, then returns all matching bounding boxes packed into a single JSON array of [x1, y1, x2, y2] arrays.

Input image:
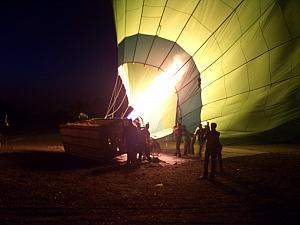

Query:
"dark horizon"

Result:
[[0, 0, 118, 132]]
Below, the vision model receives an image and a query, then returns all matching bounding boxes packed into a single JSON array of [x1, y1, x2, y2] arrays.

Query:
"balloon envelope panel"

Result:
[[113, 0, 300, 140]]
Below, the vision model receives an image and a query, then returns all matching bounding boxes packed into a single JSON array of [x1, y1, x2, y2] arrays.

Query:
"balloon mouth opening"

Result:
[[126, 56, 187, 124]]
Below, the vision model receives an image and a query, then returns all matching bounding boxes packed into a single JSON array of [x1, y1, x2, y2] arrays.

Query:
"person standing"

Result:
[[139, 123, 151, 161], [194, 123, 205, 159], [173, 122, 182, 157], [217, 138, 223, 173], [135, 120, 143, 163], [201, 122, 221, 180], [124, 119, 138, 166]]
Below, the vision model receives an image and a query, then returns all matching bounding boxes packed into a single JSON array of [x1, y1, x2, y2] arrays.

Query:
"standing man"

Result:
[[193, 123, 205, 159], [173, 122, 182, 157], [139, 123, 151, 161], [201, 122, 222, 180], [217, 138, 223, 174], [135, 120, 143, 163], [124, 119, 138, 166]]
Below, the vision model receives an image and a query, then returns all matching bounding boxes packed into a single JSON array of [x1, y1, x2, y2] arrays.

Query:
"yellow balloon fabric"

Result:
[[113, 0, 300, 140]]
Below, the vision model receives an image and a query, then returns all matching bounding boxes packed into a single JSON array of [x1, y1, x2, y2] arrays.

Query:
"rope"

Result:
[[105, 75, 125, 118], [108, 79, 124, 113], [105, 75, 120, 117], [105, 93, 128, 118], [121, 106, 130, 118]]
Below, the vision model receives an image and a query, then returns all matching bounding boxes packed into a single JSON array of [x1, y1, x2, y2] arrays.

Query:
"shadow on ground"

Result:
[[0, 151, 117, 171]]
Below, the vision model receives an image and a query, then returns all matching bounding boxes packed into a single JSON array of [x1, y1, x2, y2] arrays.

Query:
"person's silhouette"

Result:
[[201, 122, 222, 180]]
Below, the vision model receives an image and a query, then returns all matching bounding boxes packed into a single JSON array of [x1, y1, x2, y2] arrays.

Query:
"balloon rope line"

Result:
[[105, 93, 127, 118], [158, 0, 202, 69], [177, 0, 278, 94], [121, 106, 130, 119], [201, 35, 300, 91], [108, 78, 124, 116], [164, 0, 246, 84], [144, 0, 169, 65], [106, 76, 123, 117], [132, 0, 145, 62], [105, 75, 120, 118]]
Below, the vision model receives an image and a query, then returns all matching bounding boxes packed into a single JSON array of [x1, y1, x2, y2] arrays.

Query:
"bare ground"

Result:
[[0, 134, 300, 225]]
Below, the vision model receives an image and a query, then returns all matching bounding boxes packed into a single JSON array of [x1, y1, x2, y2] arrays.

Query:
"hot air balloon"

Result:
[[109, 0, 300, 141], [60, 0, 300, 161]]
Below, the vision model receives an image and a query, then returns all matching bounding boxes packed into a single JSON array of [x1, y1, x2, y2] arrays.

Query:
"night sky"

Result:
[[0, 0, 117, 131]]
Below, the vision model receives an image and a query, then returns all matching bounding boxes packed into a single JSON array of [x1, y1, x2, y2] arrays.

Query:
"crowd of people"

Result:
[[123, 118, 223, 180], [173, 121, 223, 180], [123, 118, 160, 167]]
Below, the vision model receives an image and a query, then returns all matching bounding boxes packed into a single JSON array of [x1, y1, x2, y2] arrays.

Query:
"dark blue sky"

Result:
[[0, 0, 117, 118]]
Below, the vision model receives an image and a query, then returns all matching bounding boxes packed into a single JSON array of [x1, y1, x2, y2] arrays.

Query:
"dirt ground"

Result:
[[0, 134, 300, 225]]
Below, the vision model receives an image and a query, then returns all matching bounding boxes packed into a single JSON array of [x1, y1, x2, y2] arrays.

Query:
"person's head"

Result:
[[125, 119, 133, 127], [134, 118, 141, 128], [145, 123, 149, 129], [211, 122, 217, 131]]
